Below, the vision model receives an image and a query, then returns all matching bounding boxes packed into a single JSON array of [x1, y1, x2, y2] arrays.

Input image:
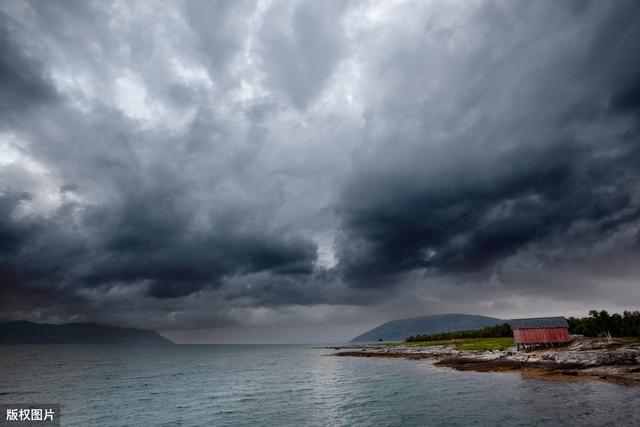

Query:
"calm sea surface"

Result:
[[1, 345, 639, 426]]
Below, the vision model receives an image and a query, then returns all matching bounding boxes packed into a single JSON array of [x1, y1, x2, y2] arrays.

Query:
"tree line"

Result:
[[567, 310, 640, 337], [405, 310, 640, 342]]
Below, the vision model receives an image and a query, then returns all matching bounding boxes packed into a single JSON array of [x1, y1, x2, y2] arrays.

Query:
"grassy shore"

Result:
[[386, 337, 514, 351]]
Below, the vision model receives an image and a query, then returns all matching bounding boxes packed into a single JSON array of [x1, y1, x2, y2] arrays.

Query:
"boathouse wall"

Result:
[[512, 327, 570, 344]]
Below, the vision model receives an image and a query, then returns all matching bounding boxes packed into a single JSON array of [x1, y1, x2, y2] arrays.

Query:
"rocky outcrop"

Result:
[[332, 338, 640, 385]]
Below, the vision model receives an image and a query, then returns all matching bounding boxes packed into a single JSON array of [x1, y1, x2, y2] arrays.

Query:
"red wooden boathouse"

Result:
[[507, 317, 571, 350]]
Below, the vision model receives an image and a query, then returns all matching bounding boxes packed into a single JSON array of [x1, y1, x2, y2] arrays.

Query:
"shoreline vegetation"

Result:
[[395, 337, 515, 351], [335, 312, 640, 386]]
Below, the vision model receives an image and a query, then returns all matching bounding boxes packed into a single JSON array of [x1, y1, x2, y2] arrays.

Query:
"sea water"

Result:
[[1, 344, 639, 426]]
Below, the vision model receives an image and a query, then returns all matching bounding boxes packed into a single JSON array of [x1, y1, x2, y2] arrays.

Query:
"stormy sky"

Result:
[[1, 0, 640, 343]]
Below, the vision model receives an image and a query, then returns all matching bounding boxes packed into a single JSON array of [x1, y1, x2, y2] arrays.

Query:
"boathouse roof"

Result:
[[507, 317, 568, 329]]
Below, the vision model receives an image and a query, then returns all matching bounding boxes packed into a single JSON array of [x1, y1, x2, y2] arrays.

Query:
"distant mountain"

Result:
[[350, 314, 504, 343], [0, 321, 174, 344]]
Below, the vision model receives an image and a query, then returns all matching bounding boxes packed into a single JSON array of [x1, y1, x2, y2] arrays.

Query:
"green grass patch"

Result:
[[455, 337, 514, 351], [385, 337, 514, 351]]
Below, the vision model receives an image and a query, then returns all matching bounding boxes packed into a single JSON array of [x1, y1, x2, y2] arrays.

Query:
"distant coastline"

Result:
[[0, 321, 174, 345], [332, 338, 640, 386]]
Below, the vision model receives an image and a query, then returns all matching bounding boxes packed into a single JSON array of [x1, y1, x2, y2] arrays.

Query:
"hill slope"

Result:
[[0, 321, 174, 344], [350, 314, 504, 343]]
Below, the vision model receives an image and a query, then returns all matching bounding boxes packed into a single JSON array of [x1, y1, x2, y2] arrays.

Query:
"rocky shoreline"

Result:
[[331, 338, 640, 385]]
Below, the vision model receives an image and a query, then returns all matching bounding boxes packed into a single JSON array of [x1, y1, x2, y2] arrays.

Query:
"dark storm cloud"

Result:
[[0, 0, 321, 320], [83, 194, 318, 299], [1, 0, 640, 336], [0, 183, 317, 299], [0, 12, 57, 120], [0, 190, 91, 325], [337, 135, 640, 285], [336, 0, 640, 287]]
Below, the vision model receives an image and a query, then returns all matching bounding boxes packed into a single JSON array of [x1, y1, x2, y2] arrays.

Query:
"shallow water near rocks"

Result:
[[1, 344, 639, 426]]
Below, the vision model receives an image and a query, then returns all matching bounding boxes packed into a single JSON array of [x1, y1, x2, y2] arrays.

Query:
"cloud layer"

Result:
[[1, 0, 639, 341]]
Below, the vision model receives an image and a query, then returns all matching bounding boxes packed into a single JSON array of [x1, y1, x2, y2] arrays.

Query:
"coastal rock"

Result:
[[333, 338, 640, 385]]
